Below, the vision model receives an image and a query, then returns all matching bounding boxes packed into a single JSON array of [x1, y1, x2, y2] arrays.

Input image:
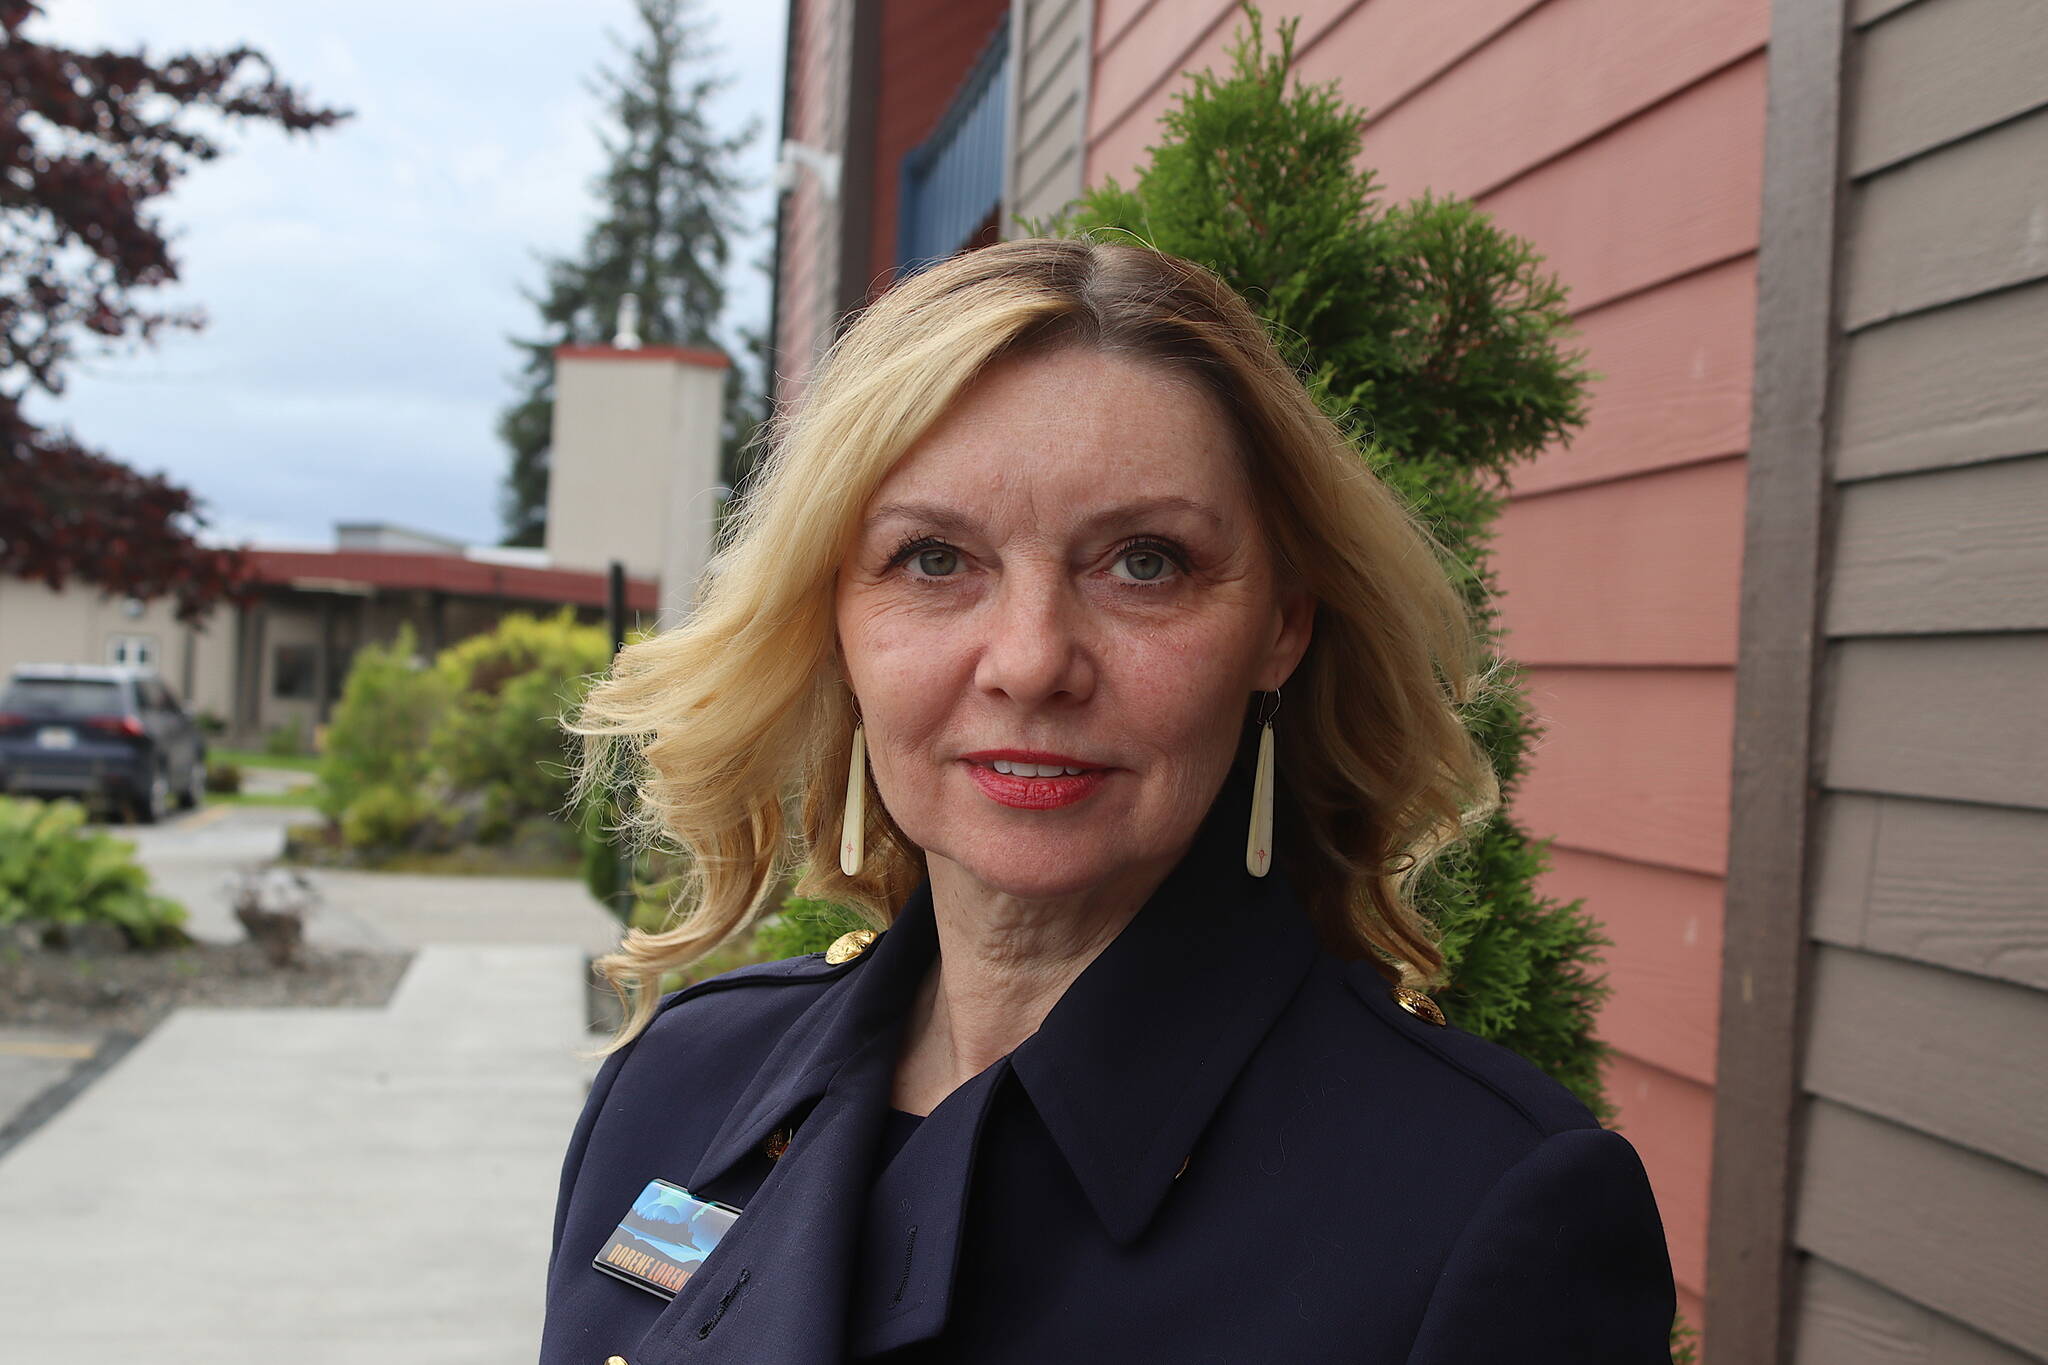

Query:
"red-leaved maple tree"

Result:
[[0, 0, 350, 623]]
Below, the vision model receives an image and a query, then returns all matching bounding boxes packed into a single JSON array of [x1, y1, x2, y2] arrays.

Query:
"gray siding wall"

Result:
[[1790, 0, 2048, 1358], [1004, 0, 1093, 234]]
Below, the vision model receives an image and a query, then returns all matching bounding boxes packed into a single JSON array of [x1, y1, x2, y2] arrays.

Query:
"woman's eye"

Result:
[[911, 546, 959, 577], [891, 538, 1177, 584], [1110, 546, 1179, 583]]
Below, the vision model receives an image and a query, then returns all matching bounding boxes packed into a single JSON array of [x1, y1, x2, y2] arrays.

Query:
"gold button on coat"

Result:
[[825, 928, 878, 963], [1392, 986, 1447, 1026], [763, 1126, 791, 1160]]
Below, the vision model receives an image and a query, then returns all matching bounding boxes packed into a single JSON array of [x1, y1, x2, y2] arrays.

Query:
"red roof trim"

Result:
[[245, 549, 661, 612], [553, 343, 731, 369]]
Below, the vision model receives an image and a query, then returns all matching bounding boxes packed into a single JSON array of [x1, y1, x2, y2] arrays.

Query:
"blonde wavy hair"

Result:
[[566, 236, 1502, 1058]]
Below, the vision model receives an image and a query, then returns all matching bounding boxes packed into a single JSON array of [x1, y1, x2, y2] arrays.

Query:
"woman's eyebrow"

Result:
[[864, 495, 1225, 536], [864, 501, 978, 537]]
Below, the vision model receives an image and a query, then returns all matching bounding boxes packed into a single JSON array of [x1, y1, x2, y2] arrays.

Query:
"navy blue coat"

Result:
[[540, 778, 1678, 1363]]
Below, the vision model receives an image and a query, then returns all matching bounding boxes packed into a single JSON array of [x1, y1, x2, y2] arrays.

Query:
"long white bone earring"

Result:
[[840, 719, 867, 877], [1247, 688, 1279, 878]]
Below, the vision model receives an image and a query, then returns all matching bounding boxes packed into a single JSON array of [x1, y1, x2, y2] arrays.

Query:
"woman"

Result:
[[541, 238, 1678, 1364]]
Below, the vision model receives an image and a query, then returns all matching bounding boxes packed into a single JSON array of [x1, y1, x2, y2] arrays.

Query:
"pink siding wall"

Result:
[[1085, 0, 1773, 1339]]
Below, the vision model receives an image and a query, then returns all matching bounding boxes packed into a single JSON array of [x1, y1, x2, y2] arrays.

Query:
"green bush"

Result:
[[262, 717, 305, 758], [316, 622, 451, 827], [0, 797, 188, 948], [313, 612, 623, 864], [471, 781, 517, 844], [589, 832, 686, 933], [580, 790, 633, 908], [204, 760, 243, 794], [340, 783, 446, 853], [753, 896, 873, 959], [429, 608, 611, 824], [1670, 1314, 1699, 1364]]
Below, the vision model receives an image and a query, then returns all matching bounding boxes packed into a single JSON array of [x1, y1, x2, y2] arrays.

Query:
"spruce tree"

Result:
[[497, 0, 759, 547], [1050, 3, 1618, 1121]]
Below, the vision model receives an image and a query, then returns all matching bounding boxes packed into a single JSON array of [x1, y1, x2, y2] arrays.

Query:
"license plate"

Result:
[[36, 727, 76, 750]]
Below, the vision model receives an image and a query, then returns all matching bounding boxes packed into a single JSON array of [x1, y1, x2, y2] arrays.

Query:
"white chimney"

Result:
[[543, 338, 729, 625]]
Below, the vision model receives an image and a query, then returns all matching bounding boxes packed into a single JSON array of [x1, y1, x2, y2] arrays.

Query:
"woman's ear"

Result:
[[1263, 586, 1316, 691]]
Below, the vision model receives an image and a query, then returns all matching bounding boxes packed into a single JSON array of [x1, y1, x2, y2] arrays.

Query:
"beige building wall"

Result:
[[0, 577, 236, 720], [543, 345, 728, 625], [246, 599, 332, 745]]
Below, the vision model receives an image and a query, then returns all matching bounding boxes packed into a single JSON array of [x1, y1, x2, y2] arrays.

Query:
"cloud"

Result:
[[21, 0, 784, 550]]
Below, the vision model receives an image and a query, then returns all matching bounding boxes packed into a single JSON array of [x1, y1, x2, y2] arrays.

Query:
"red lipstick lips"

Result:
[[960, 749, 1109, 810]]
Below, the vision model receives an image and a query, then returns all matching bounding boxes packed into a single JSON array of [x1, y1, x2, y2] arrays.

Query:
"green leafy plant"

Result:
[[752, 896, 873, 960], [338, 783, 447, 853], [262, 717, 305, 758], [0, 797, 188, 948], [316, 622, 450, 829], [579, 785, 660, 912], [1670, 1313, 1699, 1364], [429, 608, 611, 824], [312, 612, 622, 867]]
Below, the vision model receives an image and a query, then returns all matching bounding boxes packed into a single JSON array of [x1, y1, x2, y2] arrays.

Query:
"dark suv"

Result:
[[0, 664, 208, 823]]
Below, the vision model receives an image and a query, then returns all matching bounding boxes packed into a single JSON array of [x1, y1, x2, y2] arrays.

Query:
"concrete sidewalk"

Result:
[[0, 944, 605, 1363], [115, 802, 626, 960]]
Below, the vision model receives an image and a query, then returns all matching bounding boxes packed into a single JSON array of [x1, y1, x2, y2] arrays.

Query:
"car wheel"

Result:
[[135, 767, 171, 825]]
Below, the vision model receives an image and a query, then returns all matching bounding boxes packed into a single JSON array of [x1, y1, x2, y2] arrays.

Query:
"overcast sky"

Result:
[[24, 0, 785, 550]]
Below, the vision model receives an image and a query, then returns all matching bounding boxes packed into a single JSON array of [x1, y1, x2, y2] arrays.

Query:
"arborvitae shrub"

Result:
[[1047, 0, 1617, 1121]]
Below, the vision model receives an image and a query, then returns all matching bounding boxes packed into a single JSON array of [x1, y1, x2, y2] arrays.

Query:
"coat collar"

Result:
[[688, 762, 1322, 1247], [1007, 764, 1320, 1244]]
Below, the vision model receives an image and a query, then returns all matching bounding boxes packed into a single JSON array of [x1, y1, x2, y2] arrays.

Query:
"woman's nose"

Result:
[[970, 564, 1094, 707]]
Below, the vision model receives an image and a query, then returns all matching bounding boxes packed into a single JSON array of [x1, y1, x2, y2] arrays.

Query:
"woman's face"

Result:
[[834, 344, 1314, 904]]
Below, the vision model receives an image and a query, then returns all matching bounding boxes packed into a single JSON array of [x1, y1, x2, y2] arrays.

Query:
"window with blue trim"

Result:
[[896, 17, 1011, 275]]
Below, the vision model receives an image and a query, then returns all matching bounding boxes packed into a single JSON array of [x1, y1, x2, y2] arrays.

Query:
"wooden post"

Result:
[[605, 560, 635, 926], [313, 596, 336, 729], [1704, 0, 1850, 1359]]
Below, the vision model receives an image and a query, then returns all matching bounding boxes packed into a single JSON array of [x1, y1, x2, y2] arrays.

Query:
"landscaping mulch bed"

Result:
[[0, 939, 416, 1035], [282, 818, 583, 878]]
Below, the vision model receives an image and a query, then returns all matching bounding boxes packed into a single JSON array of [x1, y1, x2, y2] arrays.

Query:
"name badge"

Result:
[[593, 1178, 743, 1301]]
